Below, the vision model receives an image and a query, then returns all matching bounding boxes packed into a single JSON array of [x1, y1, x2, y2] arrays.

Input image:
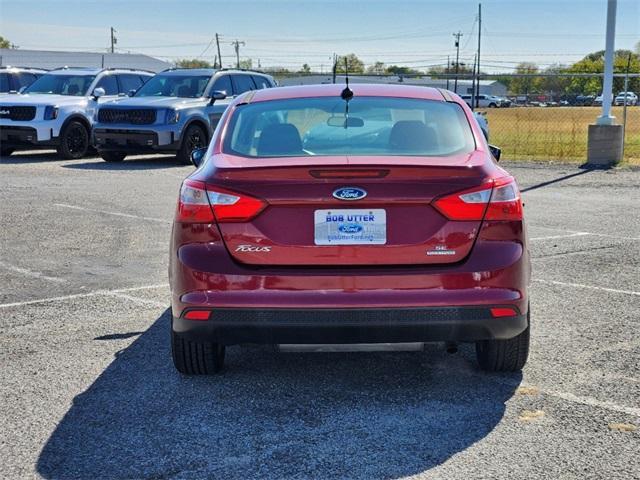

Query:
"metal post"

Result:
[[621, 52, 631, 158], [597, 0, 617, 125]]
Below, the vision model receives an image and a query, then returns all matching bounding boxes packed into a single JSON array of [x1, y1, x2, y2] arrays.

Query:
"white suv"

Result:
[[460, 94, 504, 108], [614, 91, 638, 106], [0, 67, 153, 158]]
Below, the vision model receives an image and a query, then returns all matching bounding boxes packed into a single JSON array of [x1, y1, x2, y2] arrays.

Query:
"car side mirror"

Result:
[[128, 89, 136, 97], [489, 144, 501, 162], [208, 90, 227, 105], [190, 146, 207, 168], [92, 87, 106, 100]]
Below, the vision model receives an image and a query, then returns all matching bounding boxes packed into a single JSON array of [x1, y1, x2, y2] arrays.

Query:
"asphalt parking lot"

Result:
[[1, 151, 638, 479]]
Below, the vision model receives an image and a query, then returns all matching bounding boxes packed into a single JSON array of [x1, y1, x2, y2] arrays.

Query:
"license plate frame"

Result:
[[314, 209, 387, 245]]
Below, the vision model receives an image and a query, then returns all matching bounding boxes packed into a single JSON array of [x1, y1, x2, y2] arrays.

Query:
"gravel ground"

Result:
[[1, 151, 638, 479]]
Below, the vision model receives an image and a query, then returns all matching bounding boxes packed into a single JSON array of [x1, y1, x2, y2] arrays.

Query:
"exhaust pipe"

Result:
[[445, 342, 458, 354]]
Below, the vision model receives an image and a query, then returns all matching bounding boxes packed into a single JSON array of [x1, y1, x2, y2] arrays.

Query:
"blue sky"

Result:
[[0, 0, 638, 72]]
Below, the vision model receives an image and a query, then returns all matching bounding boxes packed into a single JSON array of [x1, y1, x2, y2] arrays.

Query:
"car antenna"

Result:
[[340, 57, 353, 101]]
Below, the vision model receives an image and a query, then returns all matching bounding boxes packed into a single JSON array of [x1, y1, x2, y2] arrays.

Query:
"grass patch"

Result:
[[485, 106, 640, 166]]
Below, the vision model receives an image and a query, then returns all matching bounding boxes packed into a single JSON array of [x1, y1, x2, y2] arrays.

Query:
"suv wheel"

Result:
[[1, 147, 14, 157], [99, 152, 127, 162], [488, 102, 497, 108], [57, 120, 89, 159], [171, 330, 225, 375], [177, 124, 207, 165], [475, 308, 530, 372]]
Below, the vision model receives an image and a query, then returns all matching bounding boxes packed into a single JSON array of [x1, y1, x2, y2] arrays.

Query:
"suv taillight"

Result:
[[433, 177, 523, 221], [175, 180, 267, 223]]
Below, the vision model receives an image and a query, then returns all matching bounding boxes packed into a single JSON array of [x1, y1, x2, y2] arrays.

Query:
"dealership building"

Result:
[[0, 49, 171, 72]]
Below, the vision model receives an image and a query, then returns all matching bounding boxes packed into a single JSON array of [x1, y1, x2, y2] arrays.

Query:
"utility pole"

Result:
[[231, 39, 245, 69], [110, 27, 117, 54], [446, 56, 450, 90], [453, 31, 463, 93], [215, 33, 222, 68], [332, 53, 337, 84], [470, 53, 477, 111], [475, 3, 482, 108]]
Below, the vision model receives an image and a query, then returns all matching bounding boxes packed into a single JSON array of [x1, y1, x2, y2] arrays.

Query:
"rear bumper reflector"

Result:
[[183, 310, 211, 321], [490, 307, 518, 318]]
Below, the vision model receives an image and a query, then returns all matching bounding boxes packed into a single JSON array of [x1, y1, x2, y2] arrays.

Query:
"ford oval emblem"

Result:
[[333, 187, 367, 201], [339, 223, 364, 234]]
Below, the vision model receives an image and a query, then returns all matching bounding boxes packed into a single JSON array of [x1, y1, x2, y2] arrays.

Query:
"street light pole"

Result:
[[597, 0, 617, 125]]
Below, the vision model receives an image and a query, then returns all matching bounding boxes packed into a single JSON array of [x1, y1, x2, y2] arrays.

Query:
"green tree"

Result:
[[567, 50, 640, 94], [509, 62, 543, 95], [335, 53, 365, 74], [0, 36, 11, 49], [366, 61, 386, 75], [299, 63, 311, 74], [238, 58, 253, 70], [385, 65, 420, 75], [176, 58, 213, 69]]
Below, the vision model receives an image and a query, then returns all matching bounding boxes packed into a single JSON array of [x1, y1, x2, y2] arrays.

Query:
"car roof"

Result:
[[160, 68, 218, 76], [46, 67, 153, 76], [244, 83, 448, 103], [0, 66, 48, 73]]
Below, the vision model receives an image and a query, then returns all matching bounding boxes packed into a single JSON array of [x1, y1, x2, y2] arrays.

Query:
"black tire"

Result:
[[488, 102, 497, 108], [476, 309, 530, 372], [171, 330, 225, 375], [99, 151, 127, 162], [57, 120, 90, 159], [177, 124, 207, 165], [1, 147, 14, 157]]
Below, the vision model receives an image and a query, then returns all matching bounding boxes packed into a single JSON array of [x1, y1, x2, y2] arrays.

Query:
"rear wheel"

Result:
[[475, 309, 530, 372], [57, 120, 89, 159], [177, 124, 207, 165], [488, 102, 497, 108], [0, 147, 14, 157], [171, 330, 225, 375], [99, 151, 127, 162]]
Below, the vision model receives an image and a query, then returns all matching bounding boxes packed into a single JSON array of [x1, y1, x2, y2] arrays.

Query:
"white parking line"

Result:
[[534, 279, 640, 297], [0, 260, 66, 283], [54, 203, 170, 224], [530, 232, 590, 241], [0, 283, 169, 309], [530, 225, 639, 241]]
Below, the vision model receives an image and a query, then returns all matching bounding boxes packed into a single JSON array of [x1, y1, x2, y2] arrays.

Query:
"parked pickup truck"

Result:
[[92, 68, 276, 163], [0, 67, 153, 158]]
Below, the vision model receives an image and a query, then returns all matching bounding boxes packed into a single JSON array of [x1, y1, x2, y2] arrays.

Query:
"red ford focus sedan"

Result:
[[169, 83, 530, 375]]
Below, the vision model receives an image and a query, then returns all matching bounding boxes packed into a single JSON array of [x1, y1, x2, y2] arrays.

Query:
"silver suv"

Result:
[[0, 66, 47, 94], [92, 68, 276, 163], [0, 67, 153, 158]]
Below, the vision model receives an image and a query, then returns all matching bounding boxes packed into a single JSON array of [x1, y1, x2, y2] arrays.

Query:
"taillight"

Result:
[[433, 176, 522, 221], [176, 180, 215, 223], [175, 180, 267, 223], [490, 307, 518, 318], [206, 186, 267, 222], [484, 177, 523, 221]]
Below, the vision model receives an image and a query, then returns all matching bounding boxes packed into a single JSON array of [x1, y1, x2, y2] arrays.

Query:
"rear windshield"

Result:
[[24, 74, 96, 96], [224, 96, 475, 157], [134, 74, 211, 98]]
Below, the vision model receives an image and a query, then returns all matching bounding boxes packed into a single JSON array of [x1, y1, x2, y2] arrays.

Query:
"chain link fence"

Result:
[[273, 72, 639, 165]]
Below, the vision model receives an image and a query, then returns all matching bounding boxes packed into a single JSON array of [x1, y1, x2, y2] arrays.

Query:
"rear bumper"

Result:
[[172, 306, 528, 344], [93, 127, 180, 152]]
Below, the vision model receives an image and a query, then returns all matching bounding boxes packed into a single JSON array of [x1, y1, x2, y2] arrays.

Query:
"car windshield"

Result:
[[134, 74, 211, 98], [224, 96, 475, 158], [24, 74, 96, 96]]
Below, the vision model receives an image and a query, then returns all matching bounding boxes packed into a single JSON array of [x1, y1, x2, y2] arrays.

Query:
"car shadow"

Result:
[[520, 168, 592, 192], [62, 155, 189, 171], [37, 309, 521, 479], [0, 150, 74, 163]]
